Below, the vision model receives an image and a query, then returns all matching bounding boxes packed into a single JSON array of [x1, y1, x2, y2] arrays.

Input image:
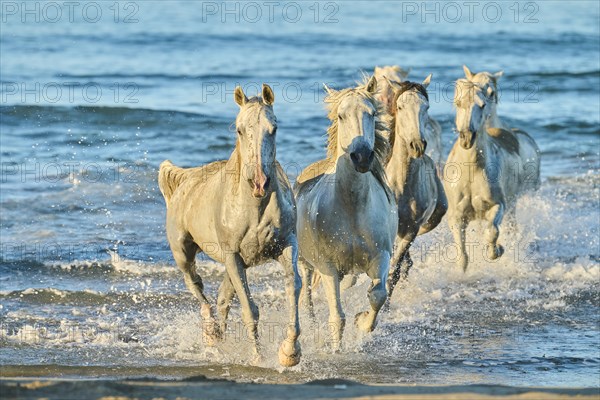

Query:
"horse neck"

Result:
[[333, 152, 372, 205], [387, 127, 411, 183], [485, 104, 504, 129], [472, 123, 493, 159]]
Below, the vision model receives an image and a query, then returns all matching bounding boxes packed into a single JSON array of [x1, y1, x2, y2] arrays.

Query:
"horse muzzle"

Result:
[[252, 174, 270, 198], [350, 147, 375, 173], [409, 139, 427, 158], [459, 131, 475, 149]]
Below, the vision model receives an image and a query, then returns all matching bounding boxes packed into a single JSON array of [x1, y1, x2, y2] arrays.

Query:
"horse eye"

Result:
[[272, 127, 277, 134], [237, 128, 242, 135], [338, 114, 344, 121]]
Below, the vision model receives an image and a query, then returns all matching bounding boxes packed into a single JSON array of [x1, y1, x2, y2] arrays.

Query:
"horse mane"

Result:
[[374, 65, 410, 83], [388, 81, 429, 153], [472, 71, 499, 102], [296, 79, 393, 202]]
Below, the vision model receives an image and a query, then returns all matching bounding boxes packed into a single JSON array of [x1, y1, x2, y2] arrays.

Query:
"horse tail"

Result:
[[158, 160, 188, 205]]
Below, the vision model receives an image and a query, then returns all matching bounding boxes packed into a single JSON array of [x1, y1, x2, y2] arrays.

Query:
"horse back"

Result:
[[158, 159, 227, 206], [294, 158, 335, 197], [487, 127, 520, 155], [512, 128, 541, 191]]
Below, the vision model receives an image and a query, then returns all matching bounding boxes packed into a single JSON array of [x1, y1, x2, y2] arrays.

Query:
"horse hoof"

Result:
[[202, 323, 223, 347], [330, 342, 342, 353], [488, 244, 504, 260], [354, 311, 375, 333], [278, 340, 301, 367], [249, 352, 263, 366]]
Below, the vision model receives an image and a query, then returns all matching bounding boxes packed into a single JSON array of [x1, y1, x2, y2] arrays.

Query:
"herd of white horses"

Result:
[[158, 65, 541, 367]]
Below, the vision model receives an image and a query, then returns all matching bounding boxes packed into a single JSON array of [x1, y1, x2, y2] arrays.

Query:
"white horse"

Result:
[[383, 76, 447, 300], [158, 84, 302, 367], [445, 66, 541, 271], [295, 76, 398, 349], [374, 65, 443, 166]]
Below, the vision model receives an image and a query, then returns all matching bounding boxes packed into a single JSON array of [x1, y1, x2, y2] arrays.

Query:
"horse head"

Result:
[[386, 75, 432, 158], [234, 84, 277, 198], [326, 76, 380, 173]]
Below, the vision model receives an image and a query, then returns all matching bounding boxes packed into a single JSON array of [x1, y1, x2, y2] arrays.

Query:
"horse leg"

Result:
[[485, 203, 505, 260], [355, 252, 391, 333], [340, 274, 358, 291], [216, 273, 235, 334], [504, 207, 517, 234], [387, 234, 415, 304], [418, 177, 448, 235], [171, 243, 221, 345], [277, 237, 302, 367], [298, 258, 315, 320], [320, 267, 345, 352], [224, 253, 260, 359], [400, 250, 414, 280], [448, 214, 469, 271]]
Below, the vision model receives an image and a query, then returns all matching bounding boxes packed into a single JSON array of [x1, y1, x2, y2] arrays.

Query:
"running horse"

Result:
[[295, 76, 398, 350], [158, 84, 302, 366], [383, 75, 447, 300], [445, 66, 541, 271]]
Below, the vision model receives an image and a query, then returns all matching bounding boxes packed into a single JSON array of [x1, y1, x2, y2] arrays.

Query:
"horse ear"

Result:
[[262, 84, 275, 105], [366, 75, 377, 94], [463, 65, 474, 80], [422, 74, 433, 88], [493, 70, 504, 80], [234, 86, 248, 107], [383, 75, 401, 91], [323, 83, 334, 95]]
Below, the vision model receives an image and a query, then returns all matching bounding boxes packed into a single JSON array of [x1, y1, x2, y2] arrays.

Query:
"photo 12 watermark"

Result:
[[1, 1, 140, 23], [1, 161, 145, 184], [200, 1, 340, 23], [1, 82, 139, 105], [198, 80, 540, 105], [399, 1, 540, 24]]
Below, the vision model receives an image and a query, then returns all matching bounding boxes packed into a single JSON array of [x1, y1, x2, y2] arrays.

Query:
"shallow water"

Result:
[[1, 1, 599, 387]]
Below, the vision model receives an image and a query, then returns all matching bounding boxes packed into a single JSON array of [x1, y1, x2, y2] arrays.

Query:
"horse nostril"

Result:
[[350, 152, 361, 164], [409, 142, 415, 150]]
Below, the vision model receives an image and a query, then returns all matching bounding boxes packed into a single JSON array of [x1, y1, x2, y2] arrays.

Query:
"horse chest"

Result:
[[227, 195, 289, 265], [238, 219, 283, 264], [315, 206, 387, 269]]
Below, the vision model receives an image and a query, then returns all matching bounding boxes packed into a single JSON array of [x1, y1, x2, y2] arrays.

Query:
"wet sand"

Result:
[[2, 377, 598, 400]]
